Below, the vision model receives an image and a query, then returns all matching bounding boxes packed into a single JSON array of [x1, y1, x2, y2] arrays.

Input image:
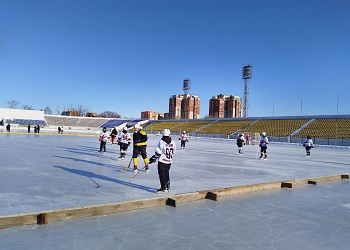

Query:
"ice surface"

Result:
[[0, 134, 350, 249]]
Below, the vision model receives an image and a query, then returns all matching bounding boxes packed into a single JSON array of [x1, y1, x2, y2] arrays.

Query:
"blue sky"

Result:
[[1, 0, 349, 118]]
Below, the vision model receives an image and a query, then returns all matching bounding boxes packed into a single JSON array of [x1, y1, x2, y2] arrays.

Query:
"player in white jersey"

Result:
[[303, 135, 314, 157], [236, 133, 246, 154], [179, 131, 189, 149], [149, 129, 176, 193], [117, 127, 131, 160], [98, 127, 110, 153], [259, 132, 269, 160]]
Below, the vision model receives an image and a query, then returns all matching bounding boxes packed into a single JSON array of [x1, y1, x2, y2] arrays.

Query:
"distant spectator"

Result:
[[34, 125, 37, 133], [110, 127, 118, 144], [6, 124, 10, 132], [58, 126, 61, 134], [37, 124, 40, 133], [28, 124, 31, 133], [61, 127, 64, 134], [246, 134, 251, 145]]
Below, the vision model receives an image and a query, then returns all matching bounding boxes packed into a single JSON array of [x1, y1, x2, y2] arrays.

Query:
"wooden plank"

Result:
[[281, 182, 293, 188], [205, 192, 218, 201], [1, 174, 349, 229], [166, 198, 176, 207], [308, 180, 317, 185]]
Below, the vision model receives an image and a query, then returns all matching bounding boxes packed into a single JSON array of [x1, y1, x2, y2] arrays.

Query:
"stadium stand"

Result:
[[100, 119, 129, 129], [197, 120, 253, 135], [44, 115, 80, 127], [2, 108, 350, 146], [293, 118, 350, 140], [241, 119, 309, 137], [77, 117, 108, 128]]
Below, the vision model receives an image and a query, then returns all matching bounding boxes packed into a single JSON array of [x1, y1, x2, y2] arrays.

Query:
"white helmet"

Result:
[[241, 133, 244, 137], [123, 127, 128, 131], [261, 132, 266, 136], [183, 131, 186, 134], [162, 129, 171, 136], [134, 124, 141, 131]]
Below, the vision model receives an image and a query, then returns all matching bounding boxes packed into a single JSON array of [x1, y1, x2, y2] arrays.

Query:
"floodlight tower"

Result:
[[242, 64, 252, 117], [183, 78, 191, 94]]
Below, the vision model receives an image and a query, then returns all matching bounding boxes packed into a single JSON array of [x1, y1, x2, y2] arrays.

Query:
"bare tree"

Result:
[[44, 106, 52, 115], [22, 105, 33, 110], [55, 105, 60, 115], [76, 104, 90, 117], [7, 100, 19, 108], [99, 111, 121, 118]]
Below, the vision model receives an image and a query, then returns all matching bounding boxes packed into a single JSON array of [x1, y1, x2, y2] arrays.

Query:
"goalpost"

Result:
[[249, 132, 261, 146]]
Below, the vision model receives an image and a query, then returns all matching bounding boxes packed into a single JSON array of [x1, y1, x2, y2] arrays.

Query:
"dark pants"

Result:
[[158, 161, 171, 190], [100, 141, 107, 152], [260, 146, 267, 158], [132, 145, 147, 159], [119, 143, 129, 157], [180, 140, 186, 148], [305, 146, 312, 155]]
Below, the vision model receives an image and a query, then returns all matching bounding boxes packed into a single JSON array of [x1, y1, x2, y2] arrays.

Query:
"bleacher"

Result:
[[241, 119, 309, 137], [294, 118, 350, 140], [100, 119, 129, 129], [44, 115, 80, 127], [197, 120, 253, 135], [3, 108, 350, 145], [143, 121, 184, 132], [10, 119, 47, 126], [77, 117, 108, 128]]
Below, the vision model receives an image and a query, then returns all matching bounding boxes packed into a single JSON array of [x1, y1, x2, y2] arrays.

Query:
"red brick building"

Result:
[[169, 94, 200, 119], [209, 94, 242, 118]]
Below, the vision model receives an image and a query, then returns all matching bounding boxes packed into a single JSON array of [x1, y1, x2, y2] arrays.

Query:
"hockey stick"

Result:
[[128, 166, 145, 182], [123, 157, 133, 171], [255, 148, 260, 159]]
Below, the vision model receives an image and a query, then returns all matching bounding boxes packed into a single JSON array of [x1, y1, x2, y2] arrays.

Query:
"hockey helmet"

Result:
[[103, 127, 107, 132], [261, 132, 266, 136], [134, 124, 141, 131], [307, 135, 311, 139], [123, 127, 128, 132], [162, 129, 171, 136], [183, 131, 186, 134]]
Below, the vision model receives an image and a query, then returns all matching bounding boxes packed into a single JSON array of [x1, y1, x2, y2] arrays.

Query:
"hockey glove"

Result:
[[149, 155, 158, 164]]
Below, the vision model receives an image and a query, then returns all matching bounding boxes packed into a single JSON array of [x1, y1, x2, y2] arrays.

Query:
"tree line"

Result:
[[6, 100, 121, 118]]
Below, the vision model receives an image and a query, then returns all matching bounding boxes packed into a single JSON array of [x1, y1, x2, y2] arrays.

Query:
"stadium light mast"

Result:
[[242, 64, 252, 117], [183, 78, 191, 94]]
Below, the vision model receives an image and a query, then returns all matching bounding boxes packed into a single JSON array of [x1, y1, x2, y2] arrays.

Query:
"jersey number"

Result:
[[165, 148, 174, 159]]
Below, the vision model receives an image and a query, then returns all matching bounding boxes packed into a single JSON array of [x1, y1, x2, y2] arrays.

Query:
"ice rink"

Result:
[[1, 133, 350, 249]]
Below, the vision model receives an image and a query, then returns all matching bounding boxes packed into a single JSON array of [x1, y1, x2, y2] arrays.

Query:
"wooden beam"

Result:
[[205, 192, 218, 201], [281, 182, 293, 188]]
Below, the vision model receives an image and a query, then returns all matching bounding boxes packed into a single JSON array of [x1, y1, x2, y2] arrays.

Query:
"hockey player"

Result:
[[179, 131, 189, 150], [132, 124, 149, 173], [149, 129, 176, 194], [117, 127, 131, 160], [259, 132, 269, 160], [303, 135, 314, 157], [98, 127, 110, 153], [236, 133, 246, 154]]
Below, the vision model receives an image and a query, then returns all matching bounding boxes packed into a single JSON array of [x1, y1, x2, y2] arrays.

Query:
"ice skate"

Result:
[[133, 166, 138, 173], [156, 188, 169, 194], [166, 181, 170, 191], [144, 164, 149, 173]]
